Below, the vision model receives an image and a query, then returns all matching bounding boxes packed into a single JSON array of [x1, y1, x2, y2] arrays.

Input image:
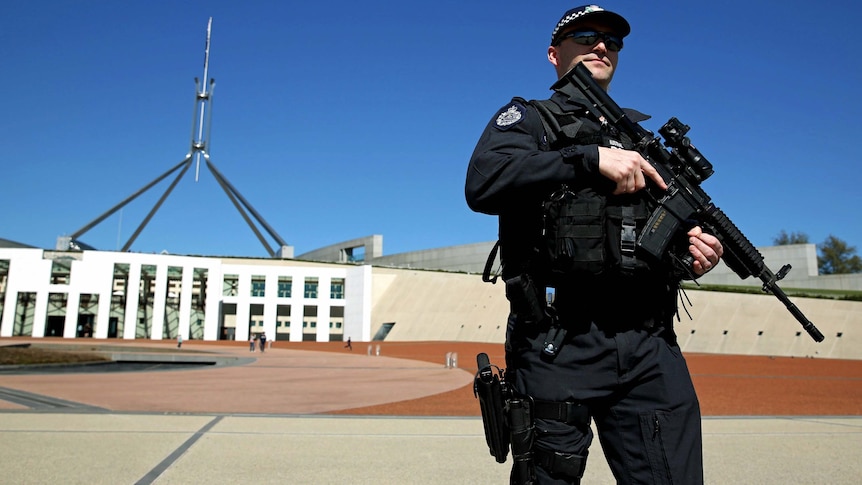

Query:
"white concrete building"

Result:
[[0, 248, 371, 343], [2, 239, 860, 360]]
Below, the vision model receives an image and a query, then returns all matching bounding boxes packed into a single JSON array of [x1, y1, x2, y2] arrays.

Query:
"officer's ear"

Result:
[[548, 46, 560, 68]]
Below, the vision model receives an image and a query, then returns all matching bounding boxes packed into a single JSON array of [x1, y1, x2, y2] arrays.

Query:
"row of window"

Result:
[[248, 319, 343, 329], [226, 276, 345, 299], [41, 261, 345, 301]]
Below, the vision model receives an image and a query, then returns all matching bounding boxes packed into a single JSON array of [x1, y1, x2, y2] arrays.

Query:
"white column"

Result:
[[203, 265, 221, 341], [178, 265, 194, 340], [263, 273, 277, 343], [123, 264, 141, 340], [62, 291, 79, 338], [151, 264, 168, 339], [235, 273, 251, 342], [316, 274, 331, 342], [345, 265, 372, 341]]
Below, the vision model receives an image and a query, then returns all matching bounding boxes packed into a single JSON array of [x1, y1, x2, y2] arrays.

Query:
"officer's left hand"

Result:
[[688, 226, 723, 276]]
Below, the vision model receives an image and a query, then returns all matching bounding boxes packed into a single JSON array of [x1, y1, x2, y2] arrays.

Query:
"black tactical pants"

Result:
[[506, 312, 704, 485]]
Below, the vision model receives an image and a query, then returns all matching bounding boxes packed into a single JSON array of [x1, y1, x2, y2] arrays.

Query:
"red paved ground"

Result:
[[1, 339, 860, 416], [279, 341, 862, 417]]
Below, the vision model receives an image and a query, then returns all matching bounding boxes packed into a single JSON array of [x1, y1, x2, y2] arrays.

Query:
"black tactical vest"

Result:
[[521, 96, 666, 285]]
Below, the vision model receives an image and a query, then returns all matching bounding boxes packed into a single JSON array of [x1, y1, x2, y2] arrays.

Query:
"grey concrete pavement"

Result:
[[0, 413, 859, 484], [1, 343, 859, 483]]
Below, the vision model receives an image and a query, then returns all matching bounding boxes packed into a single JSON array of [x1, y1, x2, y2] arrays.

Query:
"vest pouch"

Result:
[[542, 186, 606, 279], [605, 198, 654, 276]]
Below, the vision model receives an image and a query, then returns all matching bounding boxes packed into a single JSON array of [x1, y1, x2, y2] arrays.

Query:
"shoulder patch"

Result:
[[494, 102, 527, 131]]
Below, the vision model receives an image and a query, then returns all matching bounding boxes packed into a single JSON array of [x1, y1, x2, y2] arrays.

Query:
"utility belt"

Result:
[[504, 272, 668, 359], [474, 353, 589, 484]]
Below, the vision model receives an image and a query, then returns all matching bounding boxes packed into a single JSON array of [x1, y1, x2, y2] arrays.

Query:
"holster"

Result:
[[474, 353, 510, 463], [508, 397, 537, 484], [505, 274, 547, 324], [477, 354, 582, 485]]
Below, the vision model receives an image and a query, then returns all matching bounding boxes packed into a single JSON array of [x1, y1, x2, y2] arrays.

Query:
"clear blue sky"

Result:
[[2, 0, 861, 260]]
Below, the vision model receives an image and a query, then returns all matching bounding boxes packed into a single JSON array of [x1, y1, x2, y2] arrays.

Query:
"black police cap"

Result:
[[550, 5, 631, 46]]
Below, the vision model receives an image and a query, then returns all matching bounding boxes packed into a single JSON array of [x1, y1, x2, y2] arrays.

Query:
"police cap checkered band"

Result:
[[551, 5, 631, 45]]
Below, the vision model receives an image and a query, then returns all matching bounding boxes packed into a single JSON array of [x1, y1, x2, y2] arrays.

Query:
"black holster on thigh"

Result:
[[534, 447, 588, 482], [474, 353, 510, 463], [508, 397, 536, 485]]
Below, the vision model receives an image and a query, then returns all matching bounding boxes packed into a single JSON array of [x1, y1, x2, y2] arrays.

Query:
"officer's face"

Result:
[[548, 21, 620, 90]]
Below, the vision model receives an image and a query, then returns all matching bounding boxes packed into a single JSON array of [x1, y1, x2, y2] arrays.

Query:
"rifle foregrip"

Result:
[[703, 204, 764, 278]]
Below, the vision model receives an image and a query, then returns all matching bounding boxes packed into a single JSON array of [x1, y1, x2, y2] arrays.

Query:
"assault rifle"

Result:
[[558, 62, 824, 342]]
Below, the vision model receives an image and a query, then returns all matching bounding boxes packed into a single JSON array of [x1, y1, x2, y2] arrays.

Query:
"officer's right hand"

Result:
[[597, 147, 667, 195]]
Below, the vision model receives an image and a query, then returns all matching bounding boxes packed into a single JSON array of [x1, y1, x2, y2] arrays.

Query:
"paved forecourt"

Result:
[[0, 342, 860, 483], [0, 413, 859, 484]]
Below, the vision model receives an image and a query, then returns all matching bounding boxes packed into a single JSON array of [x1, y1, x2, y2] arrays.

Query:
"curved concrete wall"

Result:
[[369, 268, 862, 359], [677, 290, 858, 359], [369, 241, 862, 292]]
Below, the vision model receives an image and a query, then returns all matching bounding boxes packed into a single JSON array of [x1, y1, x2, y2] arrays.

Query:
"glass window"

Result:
[[330, 278, 345, 299], [277, 277, 292, 298], [50, 259, 72, 285], [251, 276, 265, 297], [346, 246, 365, 262], [304, 278, 318, 299], [303, 306, 317, 331], [138, 265, 157, 339], [223, 275, 239, 296], [1, 259, 10, 326], [0, 259, 9, 296], [191, 268, 208, 340]]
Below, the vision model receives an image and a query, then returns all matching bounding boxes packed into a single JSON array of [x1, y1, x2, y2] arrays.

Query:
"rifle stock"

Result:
[[561, 62, 824, 342]]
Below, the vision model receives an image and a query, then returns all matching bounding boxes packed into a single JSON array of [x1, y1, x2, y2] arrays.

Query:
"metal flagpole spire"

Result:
[[191, 17, 214, 182], [62, 17, 292, 258]]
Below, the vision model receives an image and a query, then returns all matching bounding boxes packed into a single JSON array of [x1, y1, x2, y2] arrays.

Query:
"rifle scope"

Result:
[[659, 117, 714, 183]]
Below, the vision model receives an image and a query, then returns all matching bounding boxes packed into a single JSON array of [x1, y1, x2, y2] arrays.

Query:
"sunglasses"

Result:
[[558, 30, 623, 52]]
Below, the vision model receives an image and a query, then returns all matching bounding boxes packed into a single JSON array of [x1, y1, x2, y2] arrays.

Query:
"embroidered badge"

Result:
[[495, 103, 526, 130]]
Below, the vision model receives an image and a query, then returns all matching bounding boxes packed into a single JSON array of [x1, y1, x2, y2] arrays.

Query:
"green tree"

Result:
[[818, 235, 862, 274], [773, 230, 810, 245]]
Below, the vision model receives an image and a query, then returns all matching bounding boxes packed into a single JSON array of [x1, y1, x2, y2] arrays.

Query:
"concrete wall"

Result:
[[677, 290, 859, 359], [2, 245, 859, 360], [369, 268, 509, 343], [364, 265, 862, 359], [372, 241, 497, 272], [297, 235, 383, 264], [369, 241, 862, 292]]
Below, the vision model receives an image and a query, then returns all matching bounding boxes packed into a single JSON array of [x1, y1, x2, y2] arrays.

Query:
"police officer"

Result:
[[466, 5, 723, 484]]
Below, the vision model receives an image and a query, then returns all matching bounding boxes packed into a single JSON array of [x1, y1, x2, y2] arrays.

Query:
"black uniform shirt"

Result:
[[467, 91, 601, 279], [466, 91, 599, 216]]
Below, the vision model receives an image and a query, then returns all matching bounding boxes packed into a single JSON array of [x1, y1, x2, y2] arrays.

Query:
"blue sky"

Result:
[[2, 0, 861, 260]]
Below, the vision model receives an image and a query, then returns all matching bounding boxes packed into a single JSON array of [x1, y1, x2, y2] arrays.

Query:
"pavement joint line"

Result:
[[0, 386, 108, 411], [133, 415, 224, 485]]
